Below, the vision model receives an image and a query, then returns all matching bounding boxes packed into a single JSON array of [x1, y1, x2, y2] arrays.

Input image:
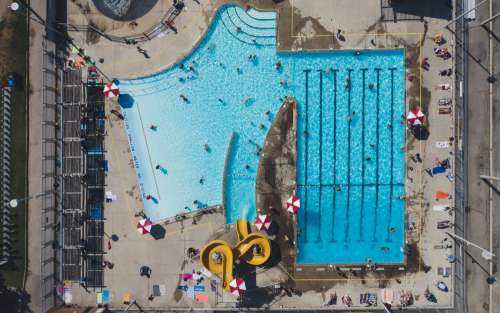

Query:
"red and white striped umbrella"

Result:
[[103, 82, 120, 98], [254, 214, 271, 231], [229, 278, 246, 296], [286, 195, 300, 214], [137, 218, 153, 235], [407, 108, 425, 126]]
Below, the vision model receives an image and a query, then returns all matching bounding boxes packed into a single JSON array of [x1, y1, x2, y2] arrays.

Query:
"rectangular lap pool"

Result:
[[296, 53, 406, 265]]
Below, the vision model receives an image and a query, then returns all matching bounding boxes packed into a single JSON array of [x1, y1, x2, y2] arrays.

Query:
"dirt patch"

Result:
[[366, 17, 387, 34], [277, 7, 340, 51]]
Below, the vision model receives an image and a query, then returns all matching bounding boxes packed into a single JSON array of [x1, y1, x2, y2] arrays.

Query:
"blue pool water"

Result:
[[119, 5, 405, 264], [296, 59, 406, 265]]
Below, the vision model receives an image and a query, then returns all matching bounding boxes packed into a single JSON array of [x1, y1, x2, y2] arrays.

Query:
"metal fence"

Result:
[[60, 4, 181, 44], [0, 87, 13, 266], [41, 37, 62, 313], [451, 0, 468, 313]]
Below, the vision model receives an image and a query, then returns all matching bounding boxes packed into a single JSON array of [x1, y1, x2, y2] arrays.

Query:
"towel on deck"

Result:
[[436, 191, 449, 199], [195, 293, 209, 302], [432, 166, 447, 175]]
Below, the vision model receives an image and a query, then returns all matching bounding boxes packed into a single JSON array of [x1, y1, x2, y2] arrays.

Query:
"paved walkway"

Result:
[[466, 1, 500, 313], [69, 0, 217, 79], [25, 0, 45, 311]]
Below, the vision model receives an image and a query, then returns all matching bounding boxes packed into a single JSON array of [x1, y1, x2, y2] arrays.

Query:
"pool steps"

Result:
[[219, 6, 276, 46]]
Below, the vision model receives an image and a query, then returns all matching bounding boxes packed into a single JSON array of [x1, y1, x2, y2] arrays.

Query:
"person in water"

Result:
[[345, 78, 351, 89]]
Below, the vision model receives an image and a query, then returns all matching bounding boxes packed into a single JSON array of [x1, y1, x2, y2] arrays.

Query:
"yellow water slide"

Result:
[[200, 240, 234, 289], [200, 219, 271, 291], [235, 220, 271, 266]]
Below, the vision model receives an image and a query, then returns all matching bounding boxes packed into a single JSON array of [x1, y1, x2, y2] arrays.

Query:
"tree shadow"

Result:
[[235, 261, 256, 288], [266, 220, 280, 237], [0, 275, 33, 313], [239, 287, 277, 308], [235, 262, 280, 307], [390, 0, 452, 20], [262, 240, 281, 269]]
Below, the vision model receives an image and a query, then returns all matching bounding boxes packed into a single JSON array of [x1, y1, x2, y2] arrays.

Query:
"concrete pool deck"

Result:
[[68, 0, 456, 310]]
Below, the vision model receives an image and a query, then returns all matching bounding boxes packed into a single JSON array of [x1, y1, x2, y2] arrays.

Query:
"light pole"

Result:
[[9, 1, 46, 27], [8, 2, 19, 11], [480, 175, 500, 194], [480, 175, 500, 181], [446, 231, 496, 284], [443, 0, 495, 80], [446, 231, 495, 260], [8, 192, 50, 208]]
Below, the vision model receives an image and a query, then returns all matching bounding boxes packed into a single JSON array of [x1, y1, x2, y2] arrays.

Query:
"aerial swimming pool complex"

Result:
[[119, 5, 405, 264]]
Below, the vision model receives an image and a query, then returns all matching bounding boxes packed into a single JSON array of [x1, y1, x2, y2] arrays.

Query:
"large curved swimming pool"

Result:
[[120, 5, 406, 264]]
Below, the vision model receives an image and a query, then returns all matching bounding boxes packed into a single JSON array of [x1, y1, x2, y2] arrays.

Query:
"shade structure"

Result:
[[254, 214, 271, 231], [104, 82, 120, 98], [411, 124, 430, 140], [150, 224, 166, 240], [286, 195, 300, 214], [407, 108, 425, 126], [137, 218, 153, 234], [229, 278, 246, 296]]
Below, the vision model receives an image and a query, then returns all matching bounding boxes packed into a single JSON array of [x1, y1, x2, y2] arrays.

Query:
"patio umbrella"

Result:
[[254, 214, 271, 231], [150, 224, 166, 240], [137, 218, 153, 235], [104, 82, 120, 98], [407, 108, 425, 126], [286, 195, 300, 214], [411, 124, 430, 140], [229, 278, 246, 296]]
